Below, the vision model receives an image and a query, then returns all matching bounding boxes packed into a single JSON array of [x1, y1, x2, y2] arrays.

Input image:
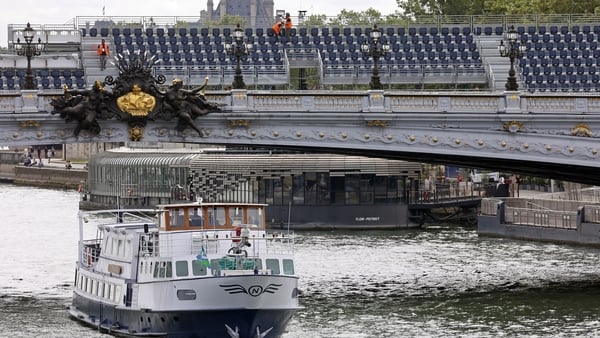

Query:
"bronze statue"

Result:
[[162, 77, 221, 136], [51, 51, 224, 140], [51, 80, 110, 136]]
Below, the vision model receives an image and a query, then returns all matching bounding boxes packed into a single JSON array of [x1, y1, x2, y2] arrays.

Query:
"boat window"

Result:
[[117, 239, 124, 256], [169, 209, 185, 228], [207, 207, 226, 227], [165, 262, 172, 278], [108, 284, 114, 301], [175, 260, 189, 277], [86, 277, 92, 293], [104, 283, 110, 299], [246, 208, 262, 226], [114, 285, 121, 303], [282, 259, 295, 275], [266, 259, 280, 274], [153, 261, 173, 278], [192, 260, 208, 276], [189, 208, 203, 227], [229, 207, 243, 226]]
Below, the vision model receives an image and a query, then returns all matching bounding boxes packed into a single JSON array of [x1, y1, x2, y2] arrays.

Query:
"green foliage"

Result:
[[397, 0, 600, 16], [207, 14, 246, 27]]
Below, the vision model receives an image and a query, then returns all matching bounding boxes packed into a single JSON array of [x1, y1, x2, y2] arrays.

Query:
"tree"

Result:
[[396, 0, 600, 16]]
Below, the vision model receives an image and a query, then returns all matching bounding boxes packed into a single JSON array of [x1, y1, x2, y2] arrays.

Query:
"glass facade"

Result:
[[85, 150, 421, 210]]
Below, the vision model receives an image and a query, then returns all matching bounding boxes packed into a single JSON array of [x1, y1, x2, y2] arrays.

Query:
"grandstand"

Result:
[[2, 14, 600, 92]]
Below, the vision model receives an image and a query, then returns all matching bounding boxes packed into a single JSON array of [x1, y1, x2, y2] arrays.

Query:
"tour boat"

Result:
[[68, 200, 302, 338]]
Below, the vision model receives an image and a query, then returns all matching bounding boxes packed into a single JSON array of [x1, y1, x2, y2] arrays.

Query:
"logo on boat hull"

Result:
[[219, 284, 282, 297]]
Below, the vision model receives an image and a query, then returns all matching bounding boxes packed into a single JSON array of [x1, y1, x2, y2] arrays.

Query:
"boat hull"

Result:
[[70, 292, 298, 338]]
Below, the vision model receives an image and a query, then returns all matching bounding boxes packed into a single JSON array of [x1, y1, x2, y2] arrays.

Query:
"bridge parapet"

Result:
[[2, 90, 600, 116]]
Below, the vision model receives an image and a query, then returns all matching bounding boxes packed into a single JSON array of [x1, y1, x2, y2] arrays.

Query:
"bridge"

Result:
[[1, 15, 600, 185], [1, 88, 600, 185]]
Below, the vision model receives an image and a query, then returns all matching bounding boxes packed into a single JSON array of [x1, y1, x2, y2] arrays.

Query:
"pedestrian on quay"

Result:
[[495, 177, 509, 197], [97, 39, 110, 71]]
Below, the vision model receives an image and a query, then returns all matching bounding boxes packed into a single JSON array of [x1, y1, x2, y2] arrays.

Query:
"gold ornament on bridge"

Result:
[[570, 124, 592, 137], [367, 120, 387, 127], [503, 121, 523, 133], [19, 120, 40, 128], [117, 84, 156, 117], [128, 125, 144, 141]]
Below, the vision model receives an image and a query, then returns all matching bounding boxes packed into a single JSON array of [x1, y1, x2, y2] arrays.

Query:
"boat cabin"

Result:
[[156, 202, 267, 231]]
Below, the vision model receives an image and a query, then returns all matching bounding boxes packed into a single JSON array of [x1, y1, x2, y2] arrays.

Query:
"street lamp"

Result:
[[498, 25, 526, 91], [225, 24, 253, 89], [15, 22, 44, 90], [361, 24, 390, 90]]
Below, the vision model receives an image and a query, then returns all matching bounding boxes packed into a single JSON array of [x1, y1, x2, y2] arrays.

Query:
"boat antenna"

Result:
[[287, 200, 291, 233]]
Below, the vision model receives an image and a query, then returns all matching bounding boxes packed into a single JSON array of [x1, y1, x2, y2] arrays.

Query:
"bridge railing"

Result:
[[4, 89, 600, 115]]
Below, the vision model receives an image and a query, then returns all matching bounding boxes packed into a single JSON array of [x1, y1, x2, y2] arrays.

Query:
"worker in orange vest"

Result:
[[272, 21, 282, 37], [284, 12, 293, 39], [97, 39, 110, 71]]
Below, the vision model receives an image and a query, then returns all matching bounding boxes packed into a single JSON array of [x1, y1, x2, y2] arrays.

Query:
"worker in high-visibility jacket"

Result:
[[284, 13, 293, 39], [97, 39, 110, 71]]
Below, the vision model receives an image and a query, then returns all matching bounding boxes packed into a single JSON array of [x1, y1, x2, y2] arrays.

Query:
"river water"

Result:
[[1, 184, 599, 337]]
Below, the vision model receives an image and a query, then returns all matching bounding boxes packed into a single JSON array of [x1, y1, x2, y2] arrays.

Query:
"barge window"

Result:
[[192, 260, 208, 276], [345, 174, 359, 205], [292, 174, 304, 205], [176, 260, 189, 277], [282, 259, 295, 275], [266, 259, 280, 274]]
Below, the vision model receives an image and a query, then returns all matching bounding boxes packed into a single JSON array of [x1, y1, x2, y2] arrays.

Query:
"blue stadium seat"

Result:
[[200, 28, 209, 37], [100, 28, 109, 37], [89, 28, 97, 37], [145, 28, 153, 37], [112, 28, 120, 37]]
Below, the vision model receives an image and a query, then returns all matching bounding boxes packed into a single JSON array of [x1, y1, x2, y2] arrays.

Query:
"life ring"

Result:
[[85, 247, 92, 266]]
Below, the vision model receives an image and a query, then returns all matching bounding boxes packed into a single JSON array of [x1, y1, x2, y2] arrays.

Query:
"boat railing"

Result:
[[143, 229, 295, 257], [504, 206, 578, 229], [195, 230, 295, 257], [82, 239, 102, 268]]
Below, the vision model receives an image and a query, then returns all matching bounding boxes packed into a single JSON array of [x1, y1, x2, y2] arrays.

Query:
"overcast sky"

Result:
[[0, 0, 400, 47]]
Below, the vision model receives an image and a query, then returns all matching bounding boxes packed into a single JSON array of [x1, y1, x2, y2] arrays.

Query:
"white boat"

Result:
[[68, 201, 302, 337]]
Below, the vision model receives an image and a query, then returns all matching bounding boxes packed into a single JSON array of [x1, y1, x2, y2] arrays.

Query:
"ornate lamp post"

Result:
[[15, 23, 44, 90], [225, 24, 253, 89], [498, 25, 526, 91], [361, 24, 390, 90]]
